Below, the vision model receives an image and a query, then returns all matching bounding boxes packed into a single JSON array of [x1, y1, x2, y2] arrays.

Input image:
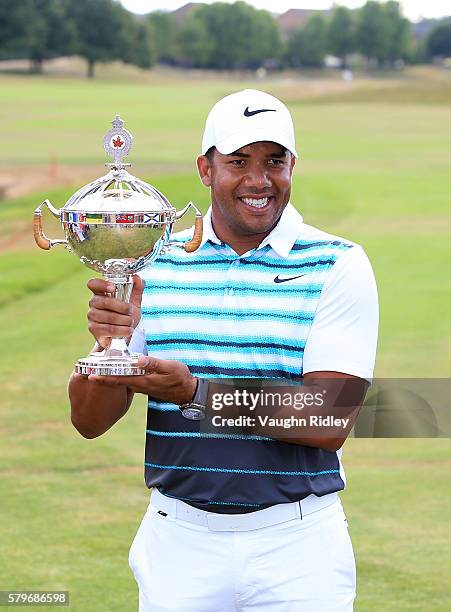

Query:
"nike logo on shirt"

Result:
[[273, 274, 306, 284]]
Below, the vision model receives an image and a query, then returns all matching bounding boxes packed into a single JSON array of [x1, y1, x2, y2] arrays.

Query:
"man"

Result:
[[69, 89, 378, 611]]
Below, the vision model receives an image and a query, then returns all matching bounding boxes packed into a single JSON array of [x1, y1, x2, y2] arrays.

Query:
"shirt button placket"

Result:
[[224, 258, 239, 303]]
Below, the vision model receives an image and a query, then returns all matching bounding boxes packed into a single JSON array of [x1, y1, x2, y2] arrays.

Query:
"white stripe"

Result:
[[143, 318, 311, 338], [142, 293, 318, 311], [141, 263, 336, 285]]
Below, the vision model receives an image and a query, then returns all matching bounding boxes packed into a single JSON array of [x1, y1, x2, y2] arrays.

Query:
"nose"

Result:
[[242, 162, 272, 190]]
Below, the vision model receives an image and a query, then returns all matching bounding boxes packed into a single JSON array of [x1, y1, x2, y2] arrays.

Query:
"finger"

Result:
[[87, 278, 115, 295], [87, 374, 127, 386], [130, 275, 145, 310], [89, 374, 150, 393], [136, 355, 166, 373], [88, 295, 131, 315], [88, 308, 133, 328], [88, 322, 134, 339]]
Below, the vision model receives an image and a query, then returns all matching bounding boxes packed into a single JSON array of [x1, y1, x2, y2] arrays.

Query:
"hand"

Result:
[[87, 275, 145, 349], [88, 356, 198, 405]]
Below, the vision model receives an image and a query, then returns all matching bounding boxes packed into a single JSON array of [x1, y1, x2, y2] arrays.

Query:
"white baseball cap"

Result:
[[201, 89, 298, 158]]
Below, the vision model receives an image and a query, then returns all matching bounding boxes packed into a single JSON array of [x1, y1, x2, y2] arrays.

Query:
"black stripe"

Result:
[[237, 258, 339, 269], [154, 257, 339, 269], [146, 338, 305, 352], [291, 240, 353, 251]]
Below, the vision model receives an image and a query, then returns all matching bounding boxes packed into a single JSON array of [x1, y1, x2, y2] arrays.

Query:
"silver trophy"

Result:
[[33, 115, 203, 376]]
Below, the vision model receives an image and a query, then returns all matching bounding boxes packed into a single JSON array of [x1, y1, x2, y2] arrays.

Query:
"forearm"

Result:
[[208, 376, 367, 452], [68, 371, 133, 439], [251, 403, 361, 452]]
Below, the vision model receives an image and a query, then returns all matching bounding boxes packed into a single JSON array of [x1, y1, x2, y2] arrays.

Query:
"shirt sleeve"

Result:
[[128, 318, 148, 355], [302, 245, 379, 380]]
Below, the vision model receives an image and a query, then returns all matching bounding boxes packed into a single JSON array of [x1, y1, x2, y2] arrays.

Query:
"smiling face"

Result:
[[197, 141, 296, 254]]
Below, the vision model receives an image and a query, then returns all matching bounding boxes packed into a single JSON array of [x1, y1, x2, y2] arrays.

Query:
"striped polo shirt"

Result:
[[135, 203, 359, 513]]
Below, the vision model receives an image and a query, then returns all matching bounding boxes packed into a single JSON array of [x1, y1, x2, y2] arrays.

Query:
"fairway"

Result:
[[1, 66, 450, 610]]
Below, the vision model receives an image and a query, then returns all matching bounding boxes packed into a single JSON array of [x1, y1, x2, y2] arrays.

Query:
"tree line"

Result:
[[0, 0, 152, 77], [0, 0, 450, 77]]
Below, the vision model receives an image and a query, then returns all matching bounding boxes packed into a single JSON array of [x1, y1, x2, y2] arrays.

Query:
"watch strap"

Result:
[[179, 377, 209, 420]]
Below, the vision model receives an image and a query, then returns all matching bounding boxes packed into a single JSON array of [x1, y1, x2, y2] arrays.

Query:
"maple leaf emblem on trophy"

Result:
[[112, 135, 124, 148]]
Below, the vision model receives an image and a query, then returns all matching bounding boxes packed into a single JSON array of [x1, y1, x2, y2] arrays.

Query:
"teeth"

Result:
[[242, 197, 269, 208]]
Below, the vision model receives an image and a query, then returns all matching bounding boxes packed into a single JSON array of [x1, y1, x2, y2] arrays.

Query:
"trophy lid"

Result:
[[63, 115, 175, 216]]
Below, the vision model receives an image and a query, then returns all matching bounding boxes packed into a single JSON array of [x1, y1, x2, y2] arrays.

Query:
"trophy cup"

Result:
[[33, 115, 203, 376]]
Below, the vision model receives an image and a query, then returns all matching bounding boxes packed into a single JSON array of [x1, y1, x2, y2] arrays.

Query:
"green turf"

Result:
[[1, 67, 450, 610]]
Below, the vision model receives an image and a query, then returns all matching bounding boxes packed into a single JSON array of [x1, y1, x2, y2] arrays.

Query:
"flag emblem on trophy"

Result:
[[117, 213, 135, 223], [144, 213, 160, 224]]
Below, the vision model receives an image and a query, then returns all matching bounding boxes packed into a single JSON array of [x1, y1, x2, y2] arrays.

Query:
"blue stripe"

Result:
[[146, 429, 273, 442], [157, 488, 262, 508], [146, 462, 340, 477], [148, 402, 179, 411], [145, 283, 323, 296], [154, 257, 230, 267], [141, 308, 314, 322]]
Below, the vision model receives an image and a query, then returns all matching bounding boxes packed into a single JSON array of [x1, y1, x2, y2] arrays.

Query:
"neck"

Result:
[[211, 222, 268, 255]]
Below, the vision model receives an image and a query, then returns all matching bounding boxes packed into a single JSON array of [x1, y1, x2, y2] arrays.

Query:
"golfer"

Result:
[[69, 89, 378, 611]]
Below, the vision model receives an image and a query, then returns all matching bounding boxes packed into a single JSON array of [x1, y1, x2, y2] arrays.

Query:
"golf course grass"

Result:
[[0, 65, 450, 610]]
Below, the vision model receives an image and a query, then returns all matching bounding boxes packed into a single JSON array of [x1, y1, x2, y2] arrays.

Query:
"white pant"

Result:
[[129, 493, 356, 611]]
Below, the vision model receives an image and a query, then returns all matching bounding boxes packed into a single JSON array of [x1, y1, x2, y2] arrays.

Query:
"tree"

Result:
[[328, 6, 356, 68], [287, 15, 328, 68], [130, 21, 154, 70], [181, 2, 280, 70], [147, 11, 179, 65], [382, 1, 411, 65], [28, 0, 76, 72], [178, 14, 214, 68], [427, 20, 451, 58], [121, 16, 154, 70], [356, 1, 387, 66], [0, 0, 75, 72], [0, 0, 34, 61], [68, 0, 126, 78]]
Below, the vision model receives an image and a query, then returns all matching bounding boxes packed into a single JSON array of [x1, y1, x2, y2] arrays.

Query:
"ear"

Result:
[[197, 155, 212, 187], [289, 154, 296, 175]]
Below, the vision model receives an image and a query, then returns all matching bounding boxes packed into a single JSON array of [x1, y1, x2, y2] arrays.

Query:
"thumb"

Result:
[[136, 355, 165, 373], [130, 275, 145, 309]]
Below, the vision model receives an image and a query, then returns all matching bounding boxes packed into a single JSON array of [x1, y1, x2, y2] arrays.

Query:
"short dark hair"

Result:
[[205, 146, 216, 163]]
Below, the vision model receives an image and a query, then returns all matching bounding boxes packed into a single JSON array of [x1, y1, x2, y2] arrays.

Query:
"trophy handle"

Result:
[[33, 199, 68, 250], [173, 201, 203, 253]]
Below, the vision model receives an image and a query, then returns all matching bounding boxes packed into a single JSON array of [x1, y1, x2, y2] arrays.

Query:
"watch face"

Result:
[[181, 406, 205, 421]]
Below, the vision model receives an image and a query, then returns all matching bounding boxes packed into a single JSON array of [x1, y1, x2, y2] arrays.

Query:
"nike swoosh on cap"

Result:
[[273, 274, 306, 284], [244, 107, 276, 117]]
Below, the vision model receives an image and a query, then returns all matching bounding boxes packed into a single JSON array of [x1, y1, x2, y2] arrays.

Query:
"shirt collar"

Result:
[[258, 203, 303, 258], [199, 206, 223, 248], [199, 202, 303, 259]]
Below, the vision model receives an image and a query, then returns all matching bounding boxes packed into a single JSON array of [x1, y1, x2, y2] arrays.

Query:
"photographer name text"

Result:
[[211, 415, 350, 429]]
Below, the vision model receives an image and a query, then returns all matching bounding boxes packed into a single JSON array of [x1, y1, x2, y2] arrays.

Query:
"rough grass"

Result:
[[1, 67, 450, 610]]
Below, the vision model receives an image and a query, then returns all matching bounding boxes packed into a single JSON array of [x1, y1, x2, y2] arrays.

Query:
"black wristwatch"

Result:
[[179, 377, 209, 420]]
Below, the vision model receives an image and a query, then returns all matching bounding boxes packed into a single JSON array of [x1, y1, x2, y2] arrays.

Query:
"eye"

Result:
[[229, 159, 245, 167], [268, 158, 284, 167]]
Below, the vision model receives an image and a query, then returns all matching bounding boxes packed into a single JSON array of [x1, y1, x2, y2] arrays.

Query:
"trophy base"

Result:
[[75, 353, 145, 376]]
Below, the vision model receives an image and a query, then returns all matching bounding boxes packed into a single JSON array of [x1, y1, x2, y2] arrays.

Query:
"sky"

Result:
[[120, 0, 451, 21]]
